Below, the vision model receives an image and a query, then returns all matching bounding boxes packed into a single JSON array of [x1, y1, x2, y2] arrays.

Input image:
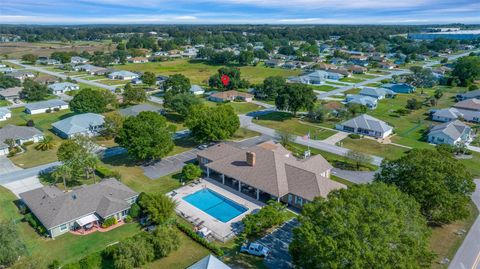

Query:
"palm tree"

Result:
[[83, 155, 99, 182], [4, 138, 15, 149], [52, 165, 72, 190], [35, 136, 55, 151]]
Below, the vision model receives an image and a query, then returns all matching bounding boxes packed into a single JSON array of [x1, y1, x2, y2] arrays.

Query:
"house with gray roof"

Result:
[[288, 70, 328, 85], [0, 107, 11, 121], [456, 90, 480, 101], [108, 71, 139, 80], [336, 114, 393, 138], [48, 82, 80, 95], [359, 87, 396, 100], [190, 85, 205, 95], [187, 255, 231, 269], [0, 125, 44, 156], [70, 56, 88, 64], [6, 70, 35, 81], [119, 104, 163, 117], [0, 87, 22, 101], [25, 99, 69, 115], [427, 120, 472, 146], [197, 140, 345, 209], [19, 178, 138, 238], [74, 64, 107, 75], [52, 113, 105, 139], [344, 94, 378, 109], [431, 108, 463, 122]]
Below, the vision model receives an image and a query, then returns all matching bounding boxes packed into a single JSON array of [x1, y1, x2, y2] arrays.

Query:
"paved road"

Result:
[[256, 218, 299, 269], [142, 148, 200, 179], [239, 115, 383, 166], [331, 168, 376, 184], [0, 156, 22, 175], [6, 60, 117, 91], [0, 161, 61, 185], [449, 179, 480, 269]]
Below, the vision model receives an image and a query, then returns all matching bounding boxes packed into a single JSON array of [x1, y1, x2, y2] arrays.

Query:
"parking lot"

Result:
[[256, 218, 299, 269], [141, 148, 200, 179]]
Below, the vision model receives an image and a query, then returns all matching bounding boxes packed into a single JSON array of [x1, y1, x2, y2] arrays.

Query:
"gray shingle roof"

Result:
[[433, 108, 461, 119], [187, 255, 231, 269], [345, 94, 377, 107], [52, 113, 104, 136], [0, 124, 43, 148], [457, 90, 480, 100], [25, 99, 68, 111], [19, 178, 138, 229], [119, 104, 162, 117], [428, 120, 471, 141], [48, 82, 79, 92], [202, 141, 344, 200], [340, 114, 393, 133], [453, 98, 480, 111]]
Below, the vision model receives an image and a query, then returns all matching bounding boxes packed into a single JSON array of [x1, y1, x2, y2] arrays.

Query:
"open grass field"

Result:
[[253, 112, 337, 140], [0, 41, 111, 58], [96, 79, 128, 86], [340, 77, 366, 83], [205, 101, 263, 114], [121, 59, 301, 85], [339, 137, 409, 160]]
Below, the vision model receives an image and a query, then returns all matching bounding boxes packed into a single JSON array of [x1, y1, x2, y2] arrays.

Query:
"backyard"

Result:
[[339, 137, 409, 160]]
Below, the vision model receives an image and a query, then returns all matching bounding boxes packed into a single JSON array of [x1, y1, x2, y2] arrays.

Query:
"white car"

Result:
[[240, 243, 269, 257]]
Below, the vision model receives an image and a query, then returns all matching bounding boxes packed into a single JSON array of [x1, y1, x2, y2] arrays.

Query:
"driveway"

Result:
[[142, 148, 200, 179], [256, 218, 299, 269], [1, 176, 43, 198], [0, 156, 21, 175]]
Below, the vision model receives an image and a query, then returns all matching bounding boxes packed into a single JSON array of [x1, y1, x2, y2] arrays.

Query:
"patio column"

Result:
[[256, 189, 260, 200], [221, 174, 225, 185], [206, 167, 210, 178], [277, 197, 280, 202], [238, 181, 241, 192]]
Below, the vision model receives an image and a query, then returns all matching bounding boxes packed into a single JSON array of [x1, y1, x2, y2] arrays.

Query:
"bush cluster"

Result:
[[101, 217, 117, 228], [176, 222, 224, 256]]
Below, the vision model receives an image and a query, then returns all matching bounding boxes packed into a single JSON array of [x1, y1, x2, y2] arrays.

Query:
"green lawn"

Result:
[[121, 59, 301, 85], [324, 81, 349, 86], [0, 99, 10, 106], [309, 84, 336, 91], [205, 101, 263, 115], [339, 137, 409, 160], [340, 77, 365, 83], [364, 82, 382, 87], [352, 74, 377, 79], [460, 152, 480, 177], [229, 128, 261, 141], [96, 79, 128, 86]]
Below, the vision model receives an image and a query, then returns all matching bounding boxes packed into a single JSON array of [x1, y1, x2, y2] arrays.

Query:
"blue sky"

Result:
[[1, 0, 479, 24]]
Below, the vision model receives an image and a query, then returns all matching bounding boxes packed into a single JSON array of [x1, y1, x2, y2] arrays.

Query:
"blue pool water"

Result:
[[183, 188, 248, 223]]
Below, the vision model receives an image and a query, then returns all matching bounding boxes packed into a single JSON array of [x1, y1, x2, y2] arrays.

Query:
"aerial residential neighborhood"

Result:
[[0, 1, 479, 269]]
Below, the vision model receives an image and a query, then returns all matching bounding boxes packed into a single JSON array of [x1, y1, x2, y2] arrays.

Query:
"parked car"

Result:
[[197, 144, 208, 150], [240, 243, 269, 257]]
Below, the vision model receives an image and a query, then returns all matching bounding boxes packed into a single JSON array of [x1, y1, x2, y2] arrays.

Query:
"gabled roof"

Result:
[[428, 120, 471, 141], [25, 99, 68, 111], [359, 87, 395, 98], [187, 255, 231, 269], [340, 114, 393, 133], [52, 113, 104, 136], [345, 94, 377, 107], [457, 90, 480, 100], [432, 108, 461, 119], [202, 141, 344, 200], [453, 98, 480, 111], [0, 107, 10, 118], [0, 124, 43, 148], [48, 82, 79, 91], [190, 85, 204, 93], [119, 104, 161, 117], [110, 70, 138, 77], [19, 178, 138, 229], [0, 87, 22, 97]]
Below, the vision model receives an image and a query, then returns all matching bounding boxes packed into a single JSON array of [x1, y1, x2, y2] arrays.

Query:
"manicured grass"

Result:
[[121, 59, 301, 85], [145, 231, 210, 269], [228, 102, 263, 114], [0, 99, 10, 106], [331, 175, 355, 187], [0, 186, 21, 222], [339, 137, 409, 160], [253, 111, 337, 140], [164, 112, 188, 131], [10, 142, 60, 168], [364, 82, 382, 87], [325, 81, 349, 86], [430, 201, 479, 269], [309, 84, 336, 91], [229, 128, 261, 141], [459, 152, 480, 177], [170, 137, 198, 156], [101, 153, 182, 194], [96, 79, 128, 86], [352, 74, 377, 79], [343, 88, 361, 95], [340, 77, 365, 83]]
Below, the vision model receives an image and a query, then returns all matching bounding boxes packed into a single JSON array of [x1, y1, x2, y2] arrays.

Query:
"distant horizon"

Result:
[[1, 0, 479, 25]]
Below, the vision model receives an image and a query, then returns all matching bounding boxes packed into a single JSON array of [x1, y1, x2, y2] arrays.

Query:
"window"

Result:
[[60, 223, 68, 231], [288, 194, 292, 204]]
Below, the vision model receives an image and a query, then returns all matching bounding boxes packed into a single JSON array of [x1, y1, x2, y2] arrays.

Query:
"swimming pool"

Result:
[[183, 188, 248, 223]]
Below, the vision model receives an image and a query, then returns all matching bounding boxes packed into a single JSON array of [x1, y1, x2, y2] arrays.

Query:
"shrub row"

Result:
[[101, 217, 117, 228], [176, 222, 224, 256], [24, 213, 47, 235]]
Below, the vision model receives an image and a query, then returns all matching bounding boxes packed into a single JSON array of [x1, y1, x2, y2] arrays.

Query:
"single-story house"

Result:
[[336, 114, 393, 138], [0, 125, 44, 156], [190, 85, 205, 95], [347, 65, 367, 74], [0, 87, 22, 102], [198, 140, 345, 208], [25, 99, 69, 115], [7, 71, 35, 81], [345, 95, 378, 109], [431, 106, 480, 123], [456, 90, 480, 101], [209, 90, 253, 103], [427, 120, 472, 146], [359, 87, 396, 100], [119, 104, 163, 117], [265, 59, 284, 68], [187, 255, 231, 269], [327, 68, 351, 78], [19, 178, 138, 238], [52, 113, 105, 139], [74, 64, 107, 75], [108, 71, 139, 80], [70, 56, 88, 64], [453, 98, 480, 112], [379, 61, 395, 69], [288, 70, 328, 85], [326, 71, 344, 80], [128, 57, 149, 63], [0, 67, 14, 73], [131, 77, 143, 85], [48, 82, 80, 95], [34, 76, 58, 85], [36, 59, 61, 65], [381, 83, 416, 94], [0, 107, 12, 121]]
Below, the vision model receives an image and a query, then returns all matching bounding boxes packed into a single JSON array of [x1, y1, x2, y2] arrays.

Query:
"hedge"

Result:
[[24, 213, 47, 235], [96, 165, 121, 179], [176, 222, 224, 256]]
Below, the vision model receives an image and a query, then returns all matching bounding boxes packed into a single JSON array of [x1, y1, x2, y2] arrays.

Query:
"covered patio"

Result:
[[70, 215, 125, 235]]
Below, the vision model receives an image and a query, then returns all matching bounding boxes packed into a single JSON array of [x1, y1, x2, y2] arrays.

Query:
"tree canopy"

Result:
[[164, 74, 191, 95], [209, 67, 249, 90], [0, 222, 26, 268], [0, 74, 21, 89], [452, 56, 480, 86], [70, 88, 117, 113], [290, 183, 433, 269], [163, 93, 202, 118], [21, 79, 51, 101], [186, 104, 240, 142], [137, 192, 177, 225], [141, 72, 156, 86], [375, 148, 475, 225], [115, 111, 174, 161], [275, 83, 317, 115], [122, 83, 146, 104]]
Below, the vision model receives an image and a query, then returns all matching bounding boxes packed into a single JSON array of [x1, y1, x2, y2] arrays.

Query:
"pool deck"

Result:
[[168, 178, 263, 242]]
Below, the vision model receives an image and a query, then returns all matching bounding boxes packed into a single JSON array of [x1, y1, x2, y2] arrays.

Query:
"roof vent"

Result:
[[72, 194, 77, 200]]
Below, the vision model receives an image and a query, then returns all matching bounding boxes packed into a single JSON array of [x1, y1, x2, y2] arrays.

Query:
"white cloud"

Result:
[[174, 16, 197, 20]]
